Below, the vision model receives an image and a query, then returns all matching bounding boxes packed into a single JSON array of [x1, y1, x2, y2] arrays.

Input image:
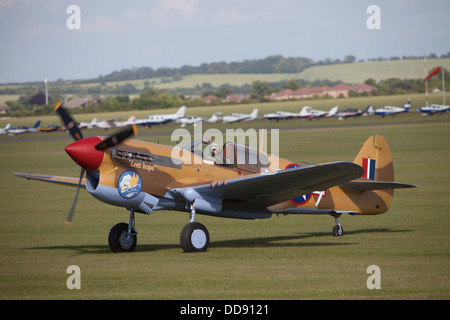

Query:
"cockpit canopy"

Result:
[[183, 139, 270, 173]]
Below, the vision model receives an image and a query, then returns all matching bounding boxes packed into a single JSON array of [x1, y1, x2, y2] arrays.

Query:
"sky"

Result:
[[0, 0, 449, 83]]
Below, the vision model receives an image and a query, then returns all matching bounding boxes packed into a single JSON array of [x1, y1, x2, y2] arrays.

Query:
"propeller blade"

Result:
[[95, 124, 137, 151], [54, 101, 83, 141], [65, 167, 85, 226]]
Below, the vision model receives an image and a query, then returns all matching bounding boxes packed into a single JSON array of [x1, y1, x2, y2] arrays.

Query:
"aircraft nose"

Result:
[[65, 136, 104, 171]]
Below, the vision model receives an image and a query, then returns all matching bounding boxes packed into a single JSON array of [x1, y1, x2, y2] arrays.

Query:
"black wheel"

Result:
[[332, 224, 343, 237], [108, 223, 137, 253], [180, 222, 210, 253]]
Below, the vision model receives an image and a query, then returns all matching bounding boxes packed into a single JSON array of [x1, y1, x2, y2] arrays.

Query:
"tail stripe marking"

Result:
[[362, 158, 376, 180]]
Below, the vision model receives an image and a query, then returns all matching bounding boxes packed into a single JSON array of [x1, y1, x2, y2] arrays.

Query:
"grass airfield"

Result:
[[1, 96, 449, 300]]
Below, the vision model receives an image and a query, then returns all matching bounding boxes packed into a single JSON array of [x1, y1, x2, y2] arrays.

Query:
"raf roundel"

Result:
[[285, 164, 312, 205], [118, 171, 142, 199]]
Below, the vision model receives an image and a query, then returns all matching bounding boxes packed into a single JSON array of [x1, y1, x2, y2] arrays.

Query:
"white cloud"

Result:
[[160, 0, 199, 15]]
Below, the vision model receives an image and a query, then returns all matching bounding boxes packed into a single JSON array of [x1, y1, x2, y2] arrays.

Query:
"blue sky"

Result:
[[0, 0, 449, 83]]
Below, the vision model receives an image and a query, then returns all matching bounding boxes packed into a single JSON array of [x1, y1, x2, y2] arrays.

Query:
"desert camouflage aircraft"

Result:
[[15, 102, 416, 253]]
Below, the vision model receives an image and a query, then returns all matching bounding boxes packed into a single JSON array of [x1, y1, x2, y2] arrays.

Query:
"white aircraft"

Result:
[[177, 113, 221, 127], [298, 105, 338, 120], [335, 105, 374, 120], [0, 123, 11, 134], [136, 105, 186, 126], [419, 104, 450, 116], [263, 110, 299, 121], [78, 118, 98, 129], [374, 100, 410, 117], [7, 121, 41, 134], [222, 108, 258, 123]]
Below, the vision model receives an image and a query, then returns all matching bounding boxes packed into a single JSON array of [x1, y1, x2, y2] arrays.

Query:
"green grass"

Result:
[[0, 99, 449, 299]]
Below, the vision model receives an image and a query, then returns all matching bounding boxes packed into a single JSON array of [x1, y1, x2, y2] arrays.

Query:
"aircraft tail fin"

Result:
[[353, 135, 394, 182], [176, 106, 186, 118], [404, 100, 411, 110], [250, 108, 258, 118], [33, 121, 41, 128]]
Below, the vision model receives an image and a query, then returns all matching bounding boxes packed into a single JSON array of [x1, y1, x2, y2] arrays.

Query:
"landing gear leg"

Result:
[[332, 215, 343, 237], [180, 201, 210, 252], [108, 209, 138, 253]]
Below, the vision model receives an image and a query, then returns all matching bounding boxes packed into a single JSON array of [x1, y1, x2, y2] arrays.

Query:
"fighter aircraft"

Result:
[[298, 105, 338, 120], [15, 102, 416, 253], [136, 105, 186, 126], [335, 105, 373, 120], [7, 121, 41, 135], [0, 123, 11, 134], [374, 100, 411, 117], [419, 104, 450, 116], [222, 108, 258, 123]]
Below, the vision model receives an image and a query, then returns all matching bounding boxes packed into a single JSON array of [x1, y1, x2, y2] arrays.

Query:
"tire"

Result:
[[108, 223, 137, 253], [332, 224, 343, 237], [180, 222, 210, 253]]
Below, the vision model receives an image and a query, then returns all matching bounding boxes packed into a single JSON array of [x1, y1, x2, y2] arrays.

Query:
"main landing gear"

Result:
[[108, 203, 210, 253], [108, 209, 138, 253], [180, 200, 210, 253]]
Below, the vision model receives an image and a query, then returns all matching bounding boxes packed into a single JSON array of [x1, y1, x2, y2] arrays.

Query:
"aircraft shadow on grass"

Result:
[[25, 228, 411, 255]]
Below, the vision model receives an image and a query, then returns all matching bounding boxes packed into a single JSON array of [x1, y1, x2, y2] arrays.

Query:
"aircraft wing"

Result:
[[14, 173, 86, 188], [169, 162, 364, 212]]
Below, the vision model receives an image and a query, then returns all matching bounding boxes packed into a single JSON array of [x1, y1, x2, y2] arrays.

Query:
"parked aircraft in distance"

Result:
[[0, 123, 11, 134], [419, 104, 450, 116], [263, 110, 300, 121], [299, 105, 338, 120], [335, 105, 374, 120], [136, 105, 186, 126], [78, 118, 98, 130], [7, 121, 41, 135], [374, 100, 410, 117], [177, 113, 221, 127], [222, 108, 258, 123]]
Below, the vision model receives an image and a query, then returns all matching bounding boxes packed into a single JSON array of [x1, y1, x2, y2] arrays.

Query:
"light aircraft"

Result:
[[78, 118, 98, 130], [177, 113, 221, 127], [263, 110, 300, 121], [419, 104, 450, 116], [136, 105, 186, 127], [38, 124, 63, 132], [0, 123, 11, 134], [335, 105, 373, 120], [298, 105, 338, 120], [7, 121, 41, 135], [374, 100, 410, 117], [15, 102, 416, 253], [222, 108, 258, 123]]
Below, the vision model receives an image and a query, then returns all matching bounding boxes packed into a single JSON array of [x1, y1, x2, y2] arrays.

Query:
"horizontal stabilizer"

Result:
[[341, 180, 418, 190]]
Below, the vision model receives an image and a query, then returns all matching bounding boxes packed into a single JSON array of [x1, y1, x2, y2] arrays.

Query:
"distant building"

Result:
[[64, 97, 100, 109], [204, 95, 219, 103], [270, 83, 377, 101], [223, 94, 248, 103], [0, 103, 10, 114]]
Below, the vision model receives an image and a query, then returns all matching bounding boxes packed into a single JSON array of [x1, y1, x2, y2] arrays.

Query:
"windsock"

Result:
[[423, 67, 442, 82]]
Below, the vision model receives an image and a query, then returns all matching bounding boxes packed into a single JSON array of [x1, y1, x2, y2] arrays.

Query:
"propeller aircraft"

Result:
[[222, 108, 258, 123], [298, 105, 338, 120], [374, 100, 411, 117], [15, 102, 416, 253]]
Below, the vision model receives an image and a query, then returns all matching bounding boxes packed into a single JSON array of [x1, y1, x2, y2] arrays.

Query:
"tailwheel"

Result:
[[180, 222, 210, 253], [108, 222, 137, 253]]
